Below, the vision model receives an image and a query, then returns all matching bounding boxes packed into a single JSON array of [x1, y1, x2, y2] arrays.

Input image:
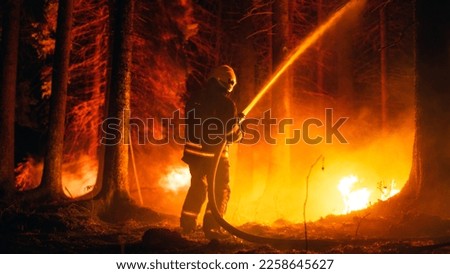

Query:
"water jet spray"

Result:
[[242, 0, 366, 117]]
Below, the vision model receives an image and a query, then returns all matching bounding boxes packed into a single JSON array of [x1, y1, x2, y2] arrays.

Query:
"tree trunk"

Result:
[[272, 0, 292, 109], [40, 0, 74, 200], [316, 0, 324, 105], [94, 2, 117, 199], [233, 0, 257, 209], [336, 15, 354, 109], [87, 34, 106, 199], [379, 5, 388, 133], [0, 0, 21, 199], [401, 0, 450, 217], [263, 0, 292, 209], [96, 0, 134, 221]]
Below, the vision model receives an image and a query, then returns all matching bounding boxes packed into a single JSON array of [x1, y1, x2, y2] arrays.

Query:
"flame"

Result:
[[15, 155, 98, 198], [159, 166, 191, 193], [380, 179, 400, 201], [338, 175, 371, 214], [15, 156, 43, 191], [62, 156, 98, 198]]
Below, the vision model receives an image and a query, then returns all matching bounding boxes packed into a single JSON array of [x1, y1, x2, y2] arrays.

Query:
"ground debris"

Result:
[[1, 203, 450, 253]]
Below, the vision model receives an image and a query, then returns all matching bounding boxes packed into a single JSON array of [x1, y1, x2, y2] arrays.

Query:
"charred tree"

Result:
[[379, 4, 388, 133], [335, 3, 356, 110], [95, 0, 134, 221], [316, 0, 324, 100], [40, 0, 74, 200], [0, 0, 21, 199], [400, 0, 450, 217], [266, 0, 292, 194], [94, 0, 116, 199], [233, 0, 258, 207], [271, 0, 292, 117]]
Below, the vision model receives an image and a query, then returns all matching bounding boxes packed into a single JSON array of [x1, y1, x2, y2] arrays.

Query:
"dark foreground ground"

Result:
[[1, 203, 450, 254]]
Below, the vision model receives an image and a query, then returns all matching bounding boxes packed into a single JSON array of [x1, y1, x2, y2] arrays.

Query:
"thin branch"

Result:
[[238, 11, 273, 23], [238, 0, 274, 23], [303, 155, 324, 252], [379, 21, 416, 51], [371, 0, 393, 13], [354, 212, 371, 238], [246, 25, 275, 40]]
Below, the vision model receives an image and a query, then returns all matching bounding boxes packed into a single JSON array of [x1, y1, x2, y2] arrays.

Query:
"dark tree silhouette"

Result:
[[95, 0, 134, 221], [399, 0, 450, 217], [316, 0, 324, 97], [271, 0, 292, 117], [0, 0, 21, 199], [379, 3, 388, 133], [264, 0, 292, 197], [335, 9, 355, 108], [40, 0, 74, 200]]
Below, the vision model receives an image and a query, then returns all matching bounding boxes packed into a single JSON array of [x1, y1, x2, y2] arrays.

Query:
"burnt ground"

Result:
[[1, 202, 450, 254]]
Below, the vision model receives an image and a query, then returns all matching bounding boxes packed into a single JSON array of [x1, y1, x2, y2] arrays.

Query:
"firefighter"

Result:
[[180, 65, 243, 239]]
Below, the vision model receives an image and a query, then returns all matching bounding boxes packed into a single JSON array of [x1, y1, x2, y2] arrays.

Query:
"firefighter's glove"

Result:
[[237, 112, 246, 125]]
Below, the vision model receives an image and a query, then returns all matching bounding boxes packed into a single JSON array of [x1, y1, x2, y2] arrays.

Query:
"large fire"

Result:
[[338, 175, 371, 214], [338, 175, 401, 214]]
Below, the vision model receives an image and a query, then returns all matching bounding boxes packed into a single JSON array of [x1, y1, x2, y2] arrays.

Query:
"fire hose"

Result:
[[206, 0, 365, 248], [208, 141, 313, 248]]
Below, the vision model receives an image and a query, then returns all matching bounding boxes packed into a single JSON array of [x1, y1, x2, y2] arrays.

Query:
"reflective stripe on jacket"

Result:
[[184, 141, 229, 159], [182, 78, 241, 164]]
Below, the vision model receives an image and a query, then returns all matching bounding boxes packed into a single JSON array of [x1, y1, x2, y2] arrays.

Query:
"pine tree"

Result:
[[40, 0, 74, 200], [0, 0, 21, 199]]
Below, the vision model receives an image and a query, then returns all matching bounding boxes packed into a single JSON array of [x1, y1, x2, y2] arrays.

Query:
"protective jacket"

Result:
[[182, 78, 242, 163]]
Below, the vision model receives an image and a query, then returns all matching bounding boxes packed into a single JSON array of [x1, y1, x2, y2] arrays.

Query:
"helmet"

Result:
[[209, 65, 237, 92]]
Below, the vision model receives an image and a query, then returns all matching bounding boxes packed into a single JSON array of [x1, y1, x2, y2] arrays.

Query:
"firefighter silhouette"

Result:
[[180, 65, 243, 239]]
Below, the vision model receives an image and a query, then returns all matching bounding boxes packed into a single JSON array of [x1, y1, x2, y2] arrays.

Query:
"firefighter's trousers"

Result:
[[180, 158, 230, 233]]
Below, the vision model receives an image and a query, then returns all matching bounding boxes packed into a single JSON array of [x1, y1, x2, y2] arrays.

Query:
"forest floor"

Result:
[[1, 201, 450, 254]]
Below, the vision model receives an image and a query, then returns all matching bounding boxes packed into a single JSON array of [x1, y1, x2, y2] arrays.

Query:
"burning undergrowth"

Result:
[[15, 155, 98, 197], [222, 107, 415, 226]]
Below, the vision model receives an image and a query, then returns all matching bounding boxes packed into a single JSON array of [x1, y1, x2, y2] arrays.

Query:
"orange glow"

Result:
[[15, 155, 98, 198], [62, 156, 98, 198], [338, 175, 371, 214], [225, 126, 414, 224], [159, 166, 191, 193], [380, 180, 400, 201], [15, 156, 43, 191]]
